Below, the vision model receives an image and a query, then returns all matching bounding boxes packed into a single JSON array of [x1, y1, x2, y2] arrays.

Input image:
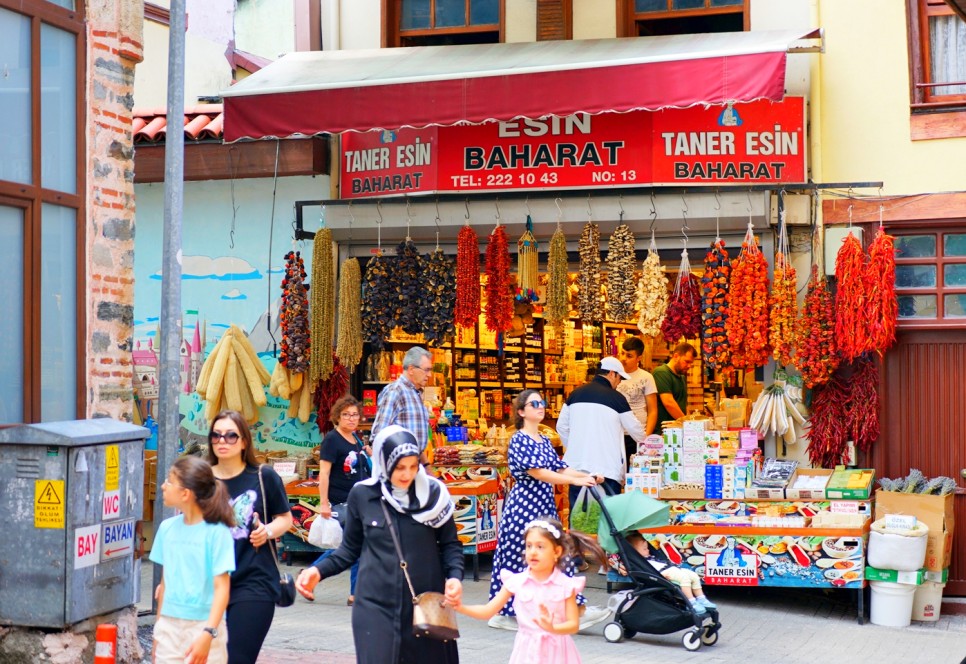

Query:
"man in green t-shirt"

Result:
[[652, 342, 697, 426]]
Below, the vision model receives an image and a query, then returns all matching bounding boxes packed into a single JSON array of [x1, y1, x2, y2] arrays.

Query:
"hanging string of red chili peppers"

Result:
[[454, 224, 481, 329], [834, 231, 868, 362], [725, 223, 771, 369], [484, 224, 513, 333], [805, 358, 879, 468], [794, 266, 840, 388], [866, 226, 898, 355], [769, 219, 798, 367], [279, 250, 311, 375], [661, 246, 701, 343], [577, 221, 603, 323], [700, 239, 731, 370]]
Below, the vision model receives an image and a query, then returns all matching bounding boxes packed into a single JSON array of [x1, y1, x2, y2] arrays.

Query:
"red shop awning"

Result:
[[221, 30, 820, 142]]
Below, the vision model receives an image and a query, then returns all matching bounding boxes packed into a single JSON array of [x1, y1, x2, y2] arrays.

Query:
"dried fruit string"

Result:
[[421, 248, 456, 347], [606, 223, 637, 322], [700, 239, 731, 370], [769, 217, 797, 367], [309, 227, 336, 384], [545, 226, 570, 329], [361, 255, 394, 350], [335, 257, 362, 371], [454, 224, 481, 329], [794, 266, 839, 388], [661, 244, 701, 343], [725, 222, 771, 369], [636, 232, 669, 337], [577, 221, 603, 323], [279, 250, 311, 375], [394, 239, 424, 336]]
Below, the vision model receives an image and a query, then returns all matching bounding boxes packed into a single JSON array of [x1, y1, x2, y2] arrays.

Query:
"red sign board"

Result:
[[339, 98, 805, 198]]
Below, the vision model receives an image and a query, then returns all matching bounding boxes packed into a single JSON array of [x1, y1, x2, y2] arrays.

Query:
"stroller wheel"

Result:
[[700, 626, 719, 646], [682, 628, 702, 652], [603, 621, 625, 643]]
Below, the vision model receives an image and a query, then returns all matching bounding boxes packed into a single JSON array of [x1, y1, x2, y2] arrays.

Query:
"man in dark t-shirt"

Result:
[[652, 342, 697, 426]]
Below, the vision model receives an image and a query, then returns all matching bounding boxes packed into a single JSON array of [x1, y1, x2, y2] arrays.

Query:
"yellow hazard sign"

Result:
[[35, 479, 65, 529], [105, 444, 120, 491]]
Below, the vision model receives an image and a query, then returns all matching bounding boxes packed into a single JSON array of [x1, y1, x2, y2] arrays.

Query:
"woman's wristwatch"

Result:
[[203, 626, 217, 638]]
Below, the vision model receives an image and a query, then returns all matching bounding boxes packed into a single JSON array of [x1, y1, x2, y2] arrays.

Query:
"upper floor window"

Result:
[[908, 0, 966, 109], [894, 230, 966, 325], [386, 0, 503, 47], [622, 0, 747, 37]]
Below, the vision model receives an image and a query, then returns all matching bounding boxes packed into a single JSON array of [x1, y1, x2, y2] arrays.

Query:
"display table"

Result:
[[442, 478, 500, 581], [635, 498, 872, 623]]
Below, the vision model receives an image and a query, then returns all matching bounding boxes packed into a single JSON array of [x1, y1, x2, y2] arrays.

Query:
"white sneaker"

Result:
[[487, 614, 518, 631], [578, 605, 611, 632]]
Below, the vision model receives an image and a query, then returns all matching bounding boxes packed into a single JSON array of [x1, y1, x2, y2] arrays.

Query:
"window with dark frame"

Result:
[[620, 0, 747, 37], [907, 0, 966, 109], [0, 0, 84, 424], [386, 0, 502, 47], [894, 230, 966, 324]]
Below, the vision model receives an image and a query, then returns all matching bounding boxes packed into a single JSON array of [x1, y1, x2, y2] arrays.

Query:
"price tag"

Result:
[[884, 514, 917, 531], [273, 462, 297, 476], [829, 501, 860, 514]]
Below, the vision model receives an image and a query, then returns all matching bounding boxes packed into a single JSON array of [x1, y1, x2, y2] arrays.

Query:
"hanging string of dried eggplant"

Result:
[[866, 226, 898, 355], [577, 221, 603, 323], [484, 225, 513, 333], [516, 216, 539, 303], [725, 222, 771, 369], [279, 250, 311, 375], [361, 255, 394, 350], [421, 248, 456, 347], [701, 239, 731, 371], [454, 225, 481, 329], [394, 239, 424, 336], [545, 226, 570, 328], [834, 231, 868, 362], [335, 257, 362, 371], [636, 234, 669, 337], [309, 228, 336, 384], [606, 224, 637, 322], [769, 221, 798, 368], [794, 265, 840, 388], [661, 245, 701, 343]]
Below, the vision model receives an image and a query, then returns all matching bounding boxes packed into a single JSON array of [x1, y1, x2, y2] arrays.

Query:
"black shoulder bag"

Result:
[[258, 464, 297, 607]]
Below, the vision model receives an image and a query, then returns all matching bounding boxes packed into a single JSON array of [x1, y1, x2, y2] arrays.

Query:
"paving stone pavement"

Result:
[[139, 558, 966, 664]]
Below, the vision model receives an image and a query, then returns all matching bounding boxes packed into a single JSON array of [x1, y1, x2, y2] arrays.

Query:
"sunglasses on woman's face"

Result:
[[209, 431, 241, 444], [526, 400, 547, 409]]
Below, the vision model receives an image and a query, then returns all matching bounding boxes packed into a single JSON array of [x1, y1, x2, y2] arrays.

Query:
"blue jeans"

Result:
[[313, 549, 359, 595]]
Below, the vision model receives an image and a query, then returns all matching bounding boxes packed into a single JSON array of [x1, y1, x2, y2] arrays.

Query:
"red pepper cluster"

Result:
[[484, 225, 513, 333], [805, 358, 880, 468], [769, 251, 798, 368], [700, 240, 731, 370], [866, 227, 898, 355], [794, 266, 839, 388], [454, 225, 481, 329], [279, 250, 310, 373], [313, 354, 348, 434], [834, 232, 869, 361], [725, 238, 771, 369], [662, 272, 701, 343]]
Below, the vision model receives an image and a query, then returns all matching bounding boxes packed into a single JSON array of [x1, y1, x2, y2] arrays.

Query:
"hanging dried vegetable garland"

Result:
[[636, 236, 669, 337], [454, 225, 481, 328], [313, 353, 349, 434], [394, 239, 424, 336], [661, 247, 701, 343], [834, 232, 868, 362], [516, 216, 539, 303], [577, 221, 603, 323], [361, 255, 394, 350], [769, 251, 798, 367], [335, 257, 362, 371], [794, 266, 840, 388], [725, 225, 771, 369], [545, 226, 570, 328], [866, 227, 898, 355], [309, 228, 336, 384], [700, 239, 731, 371], [279, 250, 311, 375], [421, 248, 457, 347], [484, 225, 513, 333], [805, 358, 880, 468], [606, 224, 637, 322]]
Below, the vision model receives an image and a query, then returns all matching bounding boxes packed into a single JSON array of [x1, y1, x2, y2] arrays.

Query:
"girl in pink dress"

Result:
[[455, 517, 606, 663]]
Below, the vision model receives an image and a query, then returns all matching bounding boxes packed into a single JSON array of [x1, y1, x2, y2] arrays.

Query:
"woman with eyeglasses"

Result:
[[311, 395, 370, 605], [485, 389, 604, 632], [206, 410, 294, 664]]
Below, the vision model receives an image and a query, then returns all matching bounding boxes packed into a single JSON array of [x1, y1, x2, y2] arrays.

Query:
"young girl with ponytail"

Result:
[[150, 456, 236, 664]]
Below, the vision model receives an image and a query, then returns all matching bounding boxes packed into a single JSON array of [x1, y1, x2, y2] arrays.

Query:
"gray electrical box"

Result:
[[0, 419, 149, 628]]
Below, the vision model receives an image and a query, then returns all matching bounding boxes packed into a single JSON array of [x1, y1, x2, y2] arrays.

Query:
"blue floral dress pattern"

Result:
[[488, 431, 585, 616]]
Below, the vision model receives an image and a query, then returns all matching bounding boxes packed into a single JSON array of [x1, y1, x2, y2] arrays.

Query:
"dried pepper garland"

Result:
[[309, 228, 336, 384], [806, 358, 880, 468], [700, 239, 731, 370], [866, 227, 898, 355], [794, 266, 840, 388], [769, 251, 798, 367], [577, 221, 603, 323], [279, 250, 311, 375], [454, 225, 481, 328], [335, 257, 362, 371], [421, 248, 457, 347], [636, 238, 669, 337], [606, 224, 637, 322], [725, 227, 771, 369], [516, 216, 539, 303], [394, 239, 424, 336], [545, 226, 570, 327], [313, 353, 349, 434], [834, 232, 868, 362], [662, 245, 701, 343], [484, 225, 513, 333], [361, 255, 394, 350]]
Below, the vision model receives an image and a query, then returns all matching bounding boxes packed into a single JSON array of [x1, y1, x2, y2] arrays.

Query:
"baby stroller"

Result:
[[591, 487, 722, 651]]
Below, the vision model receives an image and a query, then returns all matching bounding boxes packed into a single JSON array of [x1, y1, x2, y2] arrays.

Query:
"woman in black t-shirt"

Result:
[[207, 409, 293, 664], [313, 395, 370, 605]]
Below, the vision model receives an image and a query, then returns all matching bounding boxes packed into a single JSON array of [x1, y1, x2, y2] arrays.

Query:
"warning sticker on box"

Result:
[[35, 479, 65, 529], [105, 444, 120, 491]]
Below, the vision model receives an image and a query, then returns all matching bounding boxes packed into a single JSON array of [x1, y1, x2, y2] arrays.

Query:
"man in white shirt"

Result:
[[617, 336, 658, 467]]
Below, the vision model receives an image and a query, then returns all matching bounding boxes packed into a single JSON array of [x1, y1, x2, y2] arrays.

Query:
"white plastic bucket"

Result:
[[912, 581, 945, 622], [869, 581, 917, 627]]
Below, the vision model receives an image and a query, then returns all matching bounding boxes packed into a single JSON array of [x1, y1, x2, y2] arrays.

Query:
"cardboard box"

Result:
[[785, 468, 834, 500], [864, 566, 926, 585], [745, 486, 786, 500], [720, 398, 750, 428], [825, 467, 875, 500], [875, 490, 954, 572], [659, 486, 706, 500]]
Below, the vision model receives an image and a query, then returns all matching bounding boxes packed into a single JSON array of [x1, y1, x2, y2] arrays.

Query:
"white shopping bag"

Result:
[[308, 515, 343, 550]]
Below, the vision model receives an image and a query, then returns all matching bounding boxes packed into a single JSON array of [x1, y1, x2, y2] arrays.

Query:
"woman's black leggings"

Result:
[[226, 599, 275, 664]]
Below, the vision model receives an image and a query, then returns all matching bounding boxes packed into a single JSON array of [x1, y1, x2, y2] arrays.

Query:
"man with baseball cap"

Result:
[[557, 356, 646, 515]]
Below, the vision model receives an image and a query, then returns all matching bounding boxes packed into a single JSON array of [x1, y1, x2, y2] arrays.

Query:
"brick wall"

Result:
[[86, 1, 144, 421]]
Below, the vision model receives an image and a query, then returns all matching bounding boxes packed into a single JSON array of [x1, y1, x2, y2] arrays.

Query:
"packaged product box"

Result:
[[864, 566, 926, 585], [785, 468, 834, 500], [825, 467, 875, 500], [875, 490, 954, 572], [659, 485, 706, 500], [720, 398, 750, 428]]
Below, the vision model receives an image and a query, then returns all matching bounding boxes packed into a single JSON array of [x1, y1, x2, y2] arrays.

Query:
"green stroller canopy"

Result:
[[597, 491, 671, 553]]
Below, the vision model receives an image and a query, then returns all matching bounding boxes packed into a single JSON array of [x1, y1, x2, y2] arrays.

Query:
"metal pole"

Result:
[[152, 0, 186, 614]]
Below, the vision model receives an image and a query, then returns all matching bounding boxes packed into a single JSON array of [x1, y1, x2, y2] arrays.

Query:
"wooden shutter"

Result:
[[536, 0, 572, 41]]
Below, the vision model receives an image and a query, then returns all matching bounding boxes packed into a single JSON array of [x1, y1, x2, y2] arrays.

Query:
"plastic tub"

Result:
[[867, 520, 929, 571], [912, 581, 945, 621], [870, 581, 917, 627]]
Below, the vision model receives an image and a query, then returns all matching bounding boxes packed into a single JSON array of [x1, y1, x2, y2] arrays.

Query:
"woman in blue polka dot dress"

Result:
[[486, 389, 608, 632]]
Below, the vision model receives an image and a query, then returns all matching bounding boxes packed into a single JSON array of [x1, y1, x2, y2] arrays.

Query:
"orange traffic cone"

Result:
[[94, 624, 117, 664]]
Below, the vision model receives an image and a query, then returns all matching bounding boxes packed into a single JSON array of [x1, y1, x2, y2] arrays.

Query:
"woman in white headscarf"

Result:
[[296, 425, 464, 663]]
